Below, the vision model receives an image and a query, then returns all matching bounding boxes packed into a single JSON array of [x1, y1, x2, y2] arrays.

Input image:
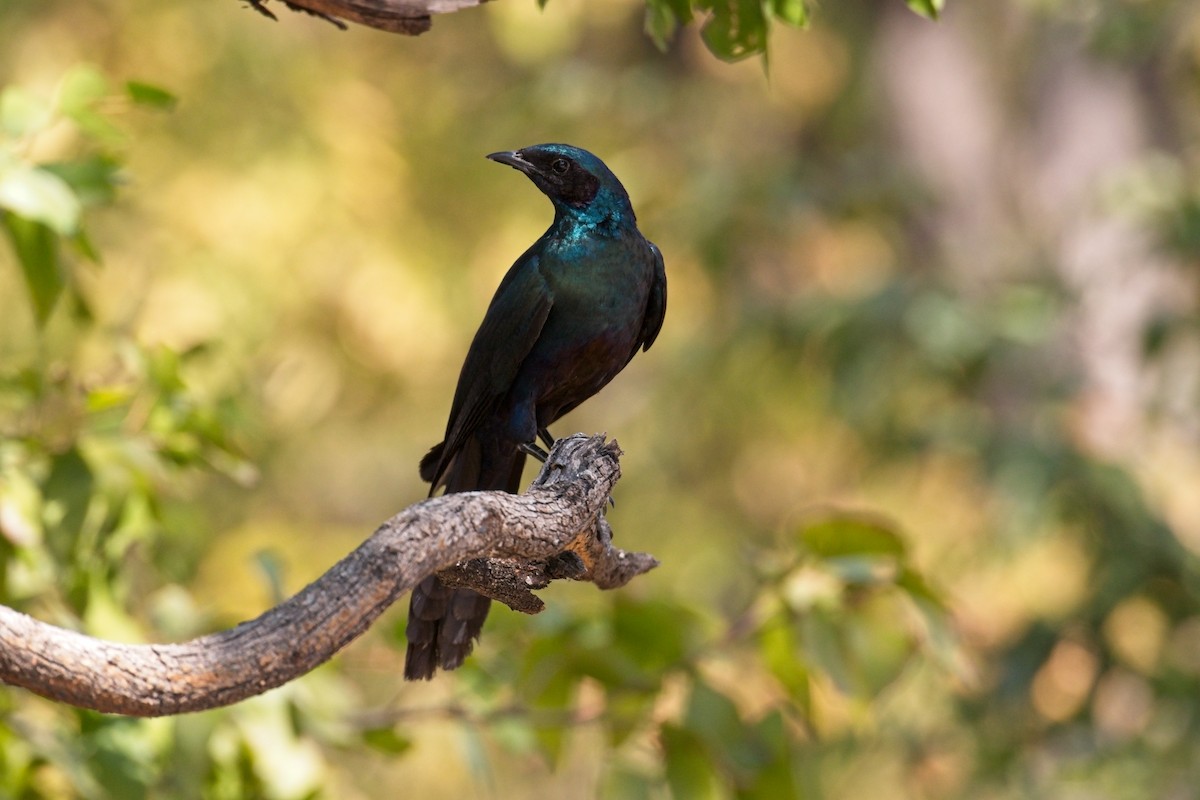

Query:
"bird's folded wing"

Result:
[[637, 242, 667, 354], [435, 253, 555, 482]]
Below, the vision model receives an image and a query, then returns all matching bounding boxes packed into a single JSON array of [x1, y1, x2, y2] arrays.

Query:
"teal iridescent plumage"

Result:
[[404, 144, 667, 680]]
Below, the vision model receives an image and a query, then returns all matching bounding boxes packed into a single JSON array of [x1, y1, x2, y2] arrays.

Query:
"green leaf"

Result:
[[645, 2, 678, 51], [600, 766, 656, 800], [0, 86, 53, 138], [43, 155, 123, 207], [701, 0, 769, 61], [684, 681, 766, 777], [42, 447, 95, 551], [612, 596, 699, 673], [757, 613, 811, 714], [125, 81, 177, 110], [797, 514, 907, 559], [606, 691, 655, 748], [84, 570, 145, 642], [798, 609, 854, 694], [360, 727, 412, 755], [86, 385, 134, 413], [661, 724, 724, 800], [896, 566, 946, 609], [662, 0, 694, 24], [2, 213, 64, 325], [743, 712, 801, 799], [58, 67, 124, 144], [68, 108, 126, 146], [529, 668, 573, 764], [58, 65, 109, 116], [0, 163, 81, 233], [823, 554, 895, 586], [71, 228, 102, 264], [905, 0, 943, 20], [771, 0, 808, 27], [0, 469, 43, 547]]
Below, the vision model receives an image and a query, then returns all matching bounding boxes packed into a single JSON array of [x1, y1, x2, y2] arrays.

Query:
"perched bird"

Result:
[[404, 143, 667, 680]]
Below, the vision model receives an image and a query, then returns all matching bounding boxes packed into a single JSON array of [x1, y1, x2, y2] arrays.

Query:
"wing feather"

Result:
[[427, 252, 553, 489], [637, 241, 667, 353]]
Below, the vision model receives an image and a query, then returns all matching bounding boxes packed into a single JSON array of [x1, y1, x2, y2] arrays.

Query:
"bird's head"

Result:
[[487, 143, 634, 225]]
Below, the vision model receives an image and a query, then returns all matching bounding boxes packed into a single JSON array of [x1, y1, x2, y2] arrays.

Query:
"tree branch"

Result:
[[243, 0, 489, 35], [0, 435, 657, 717]]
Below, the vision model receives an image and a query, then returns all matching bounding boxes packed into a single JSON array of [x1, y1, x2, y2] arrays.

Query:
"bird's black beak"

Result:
[[487, 150, 539, 177]]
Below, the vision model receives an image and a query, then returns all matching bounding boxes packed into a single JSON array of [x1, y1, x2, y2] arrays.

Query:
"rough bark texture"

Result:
[[244, 0, 488, 35], [0, 435, 657, 717]]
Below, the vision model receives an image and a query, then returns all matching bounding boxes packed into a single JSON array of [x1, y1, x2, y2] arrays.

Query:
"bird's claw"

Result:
[[520, 441, 551, 463]]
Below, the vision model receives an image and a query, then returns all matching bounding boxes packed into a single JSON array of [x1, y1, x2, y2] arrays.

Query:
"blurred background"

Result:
[[3, 0, 1200, 797]]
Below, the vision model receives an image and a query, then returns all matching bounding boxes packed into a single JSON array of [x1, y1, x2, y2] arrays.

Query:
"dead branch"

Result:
[[0, 434, 657, 717], [243, 0, 489, 35]]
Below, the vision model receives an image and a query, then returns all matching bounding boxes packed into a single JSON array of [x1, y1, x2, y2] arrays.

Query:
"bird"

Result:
[[404, 143, 667, 681]]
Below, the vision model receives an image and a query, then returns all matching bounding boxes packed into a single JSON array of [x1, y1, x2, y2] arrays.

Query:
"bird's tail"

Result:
[[404, 437, 526, 681]]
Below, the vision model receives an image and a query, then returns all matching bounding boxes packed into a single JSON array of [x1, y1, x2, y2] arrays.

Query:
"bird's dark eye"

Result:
[[551, 158, 570, 174]]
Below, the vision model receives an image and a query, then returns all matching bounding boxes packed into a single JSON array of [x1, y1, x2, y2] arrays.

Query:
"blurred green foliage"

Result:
[[3, 0, 1200, 798]]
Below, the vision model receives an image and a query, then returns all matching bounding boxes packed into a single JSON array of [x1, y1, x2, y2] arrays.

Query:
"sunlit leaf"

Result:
[[0, 469, 43, 547], [771, 0, 808, 28], [84, 571, 145, 643], [58, 67, 124, 144], [0, 163, 81, 233], [823, 554, 897, 586], [905, 0, 943, 20], [58, 65, 109, 116], [0, 86, 52, 137], [106, 490, 159, 559], [645, 2, 678, 51], [701, 0, 769, 61]]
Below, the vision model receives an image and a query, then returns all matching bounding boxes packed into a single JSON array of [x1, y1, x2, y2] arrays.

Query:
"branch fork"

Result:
[[0, 434, 657, 716]]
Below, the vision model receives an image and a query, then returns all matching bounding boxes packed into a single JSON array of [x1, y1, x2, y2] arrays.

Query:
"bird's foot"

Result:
[[531, 432, 616, 507]]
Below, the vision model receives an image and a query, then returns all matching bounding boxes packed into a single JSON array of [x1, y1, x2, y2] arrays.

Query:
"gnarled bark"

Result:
[[0, 435, 657, 717], [244, 0, 489, 35]]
